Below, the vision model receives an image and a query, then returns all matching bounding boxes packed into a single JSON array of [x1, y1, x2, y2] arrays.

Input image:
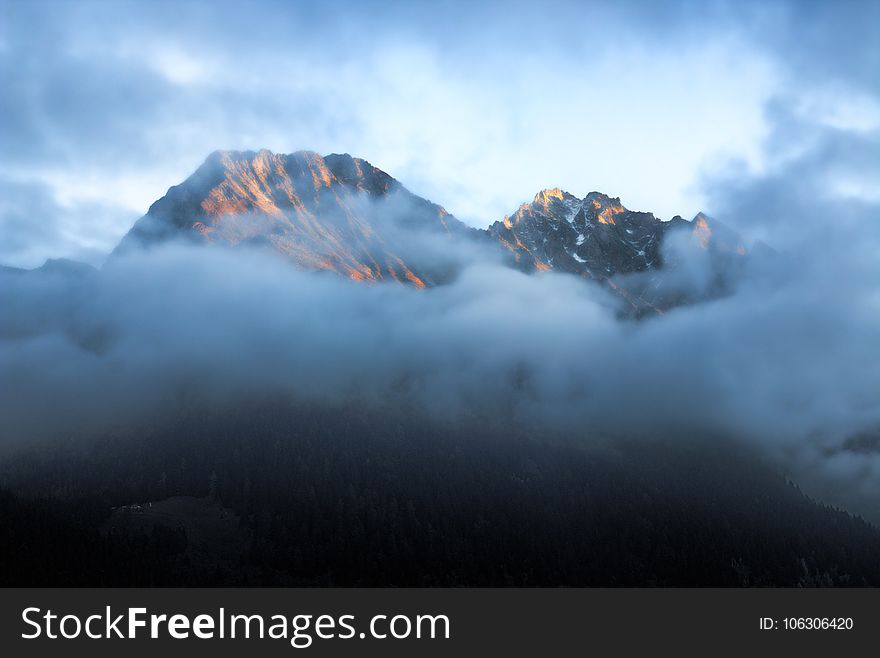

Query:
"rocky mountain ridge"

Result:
[[92, 149, 747, 311]]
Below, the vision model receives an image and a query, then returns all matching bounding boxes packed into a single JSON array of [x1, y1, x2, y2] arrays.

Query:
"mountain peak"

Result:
[[533, 187, 576, 204], [487, 185, 746, 314], [687, 212, 747, 255], [115, 149, 464, 286], [584, 190, 623, 205], [582, 192, 626, 223]]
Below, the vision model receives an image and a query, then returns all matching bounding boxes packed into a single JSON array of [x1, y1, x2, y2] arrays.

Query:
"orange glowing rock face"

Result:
[[347, 269, 372, 283], [596, 207, 618, 225], [593, 198, 625, 225], [534, 188, 565, 207], [693, 216, 712, 249], [402, 266, 427, 289], [192, 221, 214, 236], [200, 153, 286, 219]]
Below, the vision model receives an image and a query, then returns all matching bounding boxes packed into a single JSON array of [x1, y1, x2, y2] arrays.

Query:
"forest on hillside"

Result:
[[2, 400, 879, 587]]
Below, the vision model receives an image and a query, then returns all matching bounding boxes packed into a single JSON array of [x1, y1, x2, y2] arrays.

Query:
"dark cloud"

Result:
[[1, 2, 173, 166], [0, 177, 135, 266], [701, 117, 880, 246]]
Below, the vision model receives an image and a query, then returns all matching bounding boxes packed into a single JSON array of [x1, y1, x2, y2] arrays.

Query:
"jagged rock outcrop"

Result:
[[488, 188, 746, 313]]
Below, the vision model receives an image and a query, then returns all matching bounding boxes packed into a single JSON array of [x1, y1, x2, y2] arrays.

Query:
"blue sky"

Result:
[[1, 0, 878, 266]]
